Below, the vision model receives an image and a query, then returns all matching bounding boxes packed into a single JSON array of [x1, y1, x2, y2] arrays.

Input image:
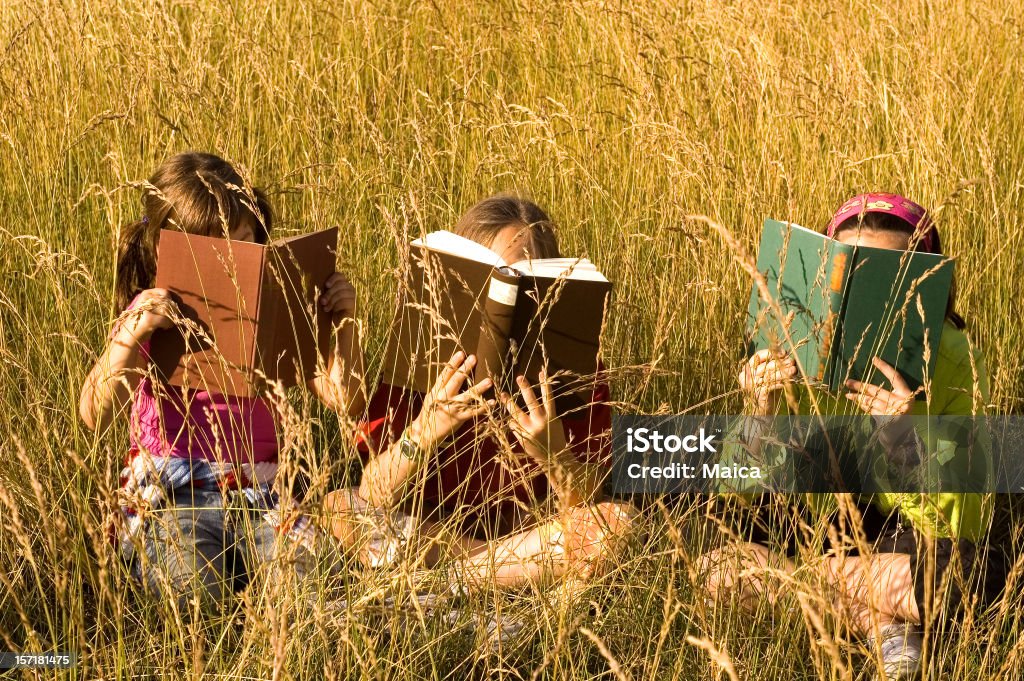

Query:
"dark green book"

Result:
[[747, 219, 954, 392]]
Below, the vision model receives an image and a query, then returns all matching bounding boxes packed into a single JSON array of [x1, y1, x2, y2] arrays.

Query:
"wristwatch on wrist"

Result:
[[397, 430, 429, 465]]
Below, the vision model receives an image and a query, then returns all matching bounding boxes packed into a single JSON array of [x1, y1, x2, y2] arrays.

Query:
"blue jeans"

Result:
[[131, 487, 308, 611]]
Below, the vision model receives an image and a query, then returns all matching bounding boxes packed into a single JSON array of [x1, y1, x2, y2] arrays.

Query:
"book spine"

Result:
[[254, 247, 275, 383], [821, 242, 854, 388], [475, 268, 519, 392]]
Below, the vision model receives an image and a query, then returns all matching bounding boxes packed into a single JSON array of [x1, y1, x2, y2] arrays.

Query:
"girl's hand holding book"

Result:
[[408, 351, 495, 453], [80, 287, 178, 433], [319, 272, 357, 318], [845, 357, 922, 446], [502, 371, 569, 465], [312, 272, 365, 417], [844, 357, 918, 417], [125, 288, 176, 339], [739, 349, 797, 415], [502, 371, 604, 507], [358, 352, 493, 507]]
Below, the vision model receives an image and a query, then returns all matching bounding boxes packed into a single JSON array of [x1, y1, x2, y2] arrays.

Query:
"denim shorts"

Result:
[[129, 486, 301, 610]]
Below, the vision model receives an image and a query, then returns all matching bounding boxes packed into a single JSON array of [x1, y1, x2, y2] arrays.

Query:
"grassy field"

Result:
[[1, 0, 1023, 678]]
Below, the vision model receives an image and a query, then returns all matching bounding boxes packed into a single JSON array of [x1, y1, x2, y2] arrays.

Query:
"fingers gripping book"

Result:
[[381, 231, 612, 410]]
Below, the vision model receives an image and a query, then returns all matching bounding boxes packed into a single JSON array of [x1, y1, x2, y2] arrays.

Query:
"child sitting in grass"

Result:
[[701, 193, 1003, 680], [323, 194, 637, 596], [79, 151, 364, 612]]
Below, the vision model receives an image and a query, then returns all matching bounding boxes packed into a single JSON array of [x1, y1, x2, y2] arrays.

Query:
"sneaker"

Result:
[[868, 623, 924, 681]]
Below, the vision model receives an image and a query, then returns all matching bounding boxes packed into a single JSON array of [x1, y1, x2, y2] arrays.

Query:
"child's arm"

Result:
[[79, 289, 174, 432], [359, 352, 494, 507], [502, 372, 606, 508], [308, 273, 366, 418], [849, 349, 993, 542]]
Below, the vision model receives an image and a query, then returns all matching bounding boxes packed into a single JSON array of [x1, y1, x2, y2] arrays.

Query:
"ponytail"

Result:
[[115, 218, 158, 312]]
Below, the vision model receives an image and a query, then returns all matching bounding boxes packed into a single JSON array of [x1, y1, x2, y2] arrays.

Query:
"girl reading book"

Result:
[[323, 194, 636, 593], [701, 193, 1002, 680], [79, 152, 364, 610]]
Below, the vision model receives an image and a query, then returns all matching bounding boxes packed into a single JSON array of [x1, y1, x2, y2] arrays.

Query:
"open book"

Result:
[[149, 227, 338, 397], [747, 219, 954, 392], [381, 231, 612, 410]]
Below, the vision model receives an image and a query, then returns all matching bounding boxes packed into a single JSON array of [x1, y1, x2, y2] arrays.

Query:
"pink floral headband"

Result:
[[825, 193, 941, 254]]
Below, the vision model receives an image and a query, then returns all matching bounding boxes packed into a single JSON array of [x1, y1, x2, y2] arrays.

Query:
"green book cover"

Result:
[[747, 218, 954, 392]]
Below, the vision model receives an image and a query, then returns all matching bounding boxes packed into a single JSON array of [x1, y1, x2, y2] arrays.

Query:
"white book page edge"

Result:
[[510, 257, 608, 282], [411, 230, 506, 267]]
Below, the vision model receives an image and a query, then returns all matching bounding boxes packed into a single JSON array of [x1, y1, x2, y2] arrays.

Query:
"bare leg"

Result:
[[698, 541, 794, 610], [822, 554, 919, 634], [439, 500, 638, 590], [822, 554, 923, 680], [699, 541, 919, 635], [323, 490, 637, 590]]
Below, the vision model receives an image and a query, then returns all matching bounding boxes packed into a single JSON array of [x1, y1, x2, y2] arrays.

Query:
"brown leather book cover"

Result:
[[381, 246, 498, 393], [149, 227, 338, 397], [507, 273, 612, 411], [381, 232, 611, 411]]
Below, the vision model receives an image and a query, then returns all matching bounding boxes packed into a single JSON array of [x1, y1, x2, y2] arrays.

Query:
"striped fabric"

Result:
[[116, 450, 317, 556]]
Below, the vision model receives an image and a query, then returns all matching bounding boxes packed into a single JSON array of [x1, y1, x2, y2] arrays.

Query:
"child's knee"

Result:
[[695, 546, 735, 594], [696, 541, 788, 605], [248, 514, 330, 584], [139, 534, 229, 610], [568, 500, 639, 543], [324, 487, 361, 514], [322, 487, 365, 547], [596, 500, 640, 540], [560, 500, 640, 577]]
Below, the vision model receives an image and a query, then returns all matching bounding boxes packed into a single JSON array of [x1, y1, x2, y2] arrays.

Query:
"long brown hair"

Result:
[[452, 194, 560, 259], [833, 211, 966, 330], [115, 152, 272, 311]]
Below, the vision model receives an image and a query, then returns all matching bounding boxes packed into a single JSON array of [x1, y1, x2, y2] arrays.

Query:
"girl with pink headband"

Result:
[[702, 193, 1001, 680]]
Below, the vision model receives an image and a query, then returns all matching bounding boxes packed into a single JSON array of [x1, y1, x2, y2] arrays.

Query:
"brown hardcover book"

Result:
[[381, 231, 612, 411], [149, 227, 339, 397]]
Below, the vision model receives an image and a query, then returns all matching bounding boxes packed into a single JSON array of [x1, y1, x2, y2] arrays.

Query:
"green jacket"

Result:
[[724, 321, 991, 542]]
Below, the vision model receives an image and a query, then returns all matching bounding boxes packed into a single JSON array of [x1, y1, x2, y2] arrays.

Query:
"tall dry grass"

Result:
[[1, 0, 1023, 678]]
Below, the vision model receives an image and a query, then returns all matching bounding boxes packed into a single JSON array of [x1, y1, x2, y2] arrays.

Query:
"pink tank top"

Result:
[[117, 297, 279, 464]]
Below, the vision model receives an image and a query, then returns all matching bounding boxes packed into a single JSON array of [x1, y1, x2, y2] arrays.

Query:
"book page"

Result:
[[786, 221, 820, 237], [509, 257, 609, 282], [412, 230, 507, 267]]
